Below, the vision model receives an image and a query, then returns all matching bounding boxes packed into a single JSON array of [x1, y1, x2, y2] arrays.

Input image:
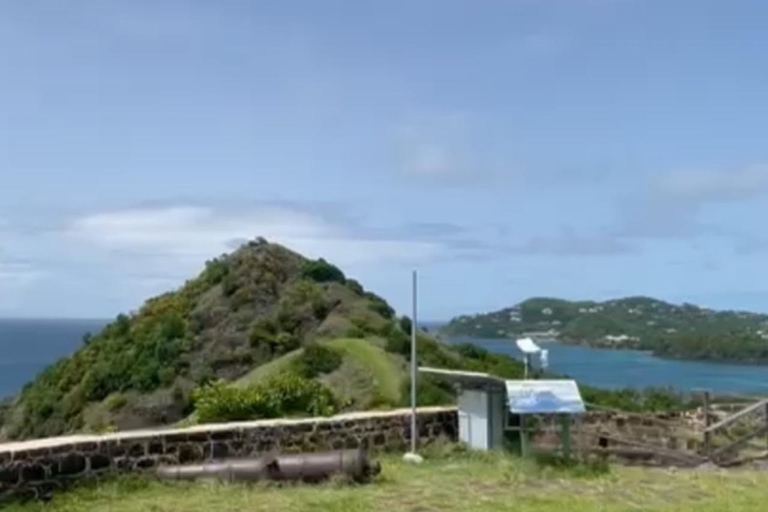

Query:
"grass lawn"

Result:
[[7, 449, 768, 512]]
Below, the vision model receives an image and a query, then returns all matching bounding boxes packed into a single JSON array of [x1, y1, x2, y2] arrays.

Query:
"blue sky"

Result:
[[3, 0, 768, 319]]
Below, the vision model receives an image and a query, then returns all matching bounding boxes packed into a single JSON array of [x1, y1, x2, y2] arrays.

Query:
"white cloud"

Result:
[[65, 205, 444, 273]]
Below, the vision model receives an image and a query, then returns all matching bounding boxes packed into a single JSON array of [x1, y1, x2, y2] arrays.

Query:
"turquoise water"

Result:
[[446, 335, 768, 395]]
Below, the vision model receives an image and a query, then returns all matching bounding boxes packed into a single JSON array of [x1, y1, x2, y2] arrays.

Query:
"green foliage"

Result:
[[402, 374, 455, 407], [202, 257, 229, 285], [249, 318, 278, 347], [274, 332, 301, 353], [105, 394, 129, 413], [345, 279, 364, 295], [294, 342, 343, 378], [345, 326, 367, 339], [301, 258, 346, 283], [192, 374, 339, 423], [221, 274, 238, 297], [399, 316, 413, 335], [580, 386, 695, 412], [384, 322, 410, 354], [365, 292, 395, 319]]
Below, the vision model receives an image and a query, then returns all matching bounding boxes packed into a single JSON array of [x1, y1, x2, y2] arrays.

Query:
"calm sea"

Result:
[[0, 319, 108, 399], [445, 335, 768, 395], [3, 320, 768, 399]]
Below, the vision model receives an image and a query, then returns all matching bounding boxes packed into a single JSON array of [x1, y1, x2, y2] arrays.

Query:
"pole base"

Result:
[[403, 452, 424, 464]]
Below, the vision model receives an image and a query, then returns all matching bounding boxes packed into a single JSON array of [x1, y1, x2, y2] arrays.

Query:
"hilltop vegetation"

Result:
[[0, 239, 529, 441], [0, 243, 700, 442], [443, 297, 768, 363]]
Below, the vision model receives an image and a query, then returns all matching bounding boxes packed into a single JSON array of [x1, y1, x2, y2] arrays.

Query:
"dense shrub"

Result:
[[345, 326, 366, 339], [203, 257, 229, 285], [365, 292, 395, 319], [400, 374, 455, 407], [295, 343, 343, 378], [193, 374, 339, 423], [345, 279, 364, 295], [301, 258, 346, 283], [385, 325, 410, 354], [221, 272, 238, 297], [399, 316, 413, 335], [455, 343, 490, 360], [249, 318, 278, 347], [581, 386, 694, 412]]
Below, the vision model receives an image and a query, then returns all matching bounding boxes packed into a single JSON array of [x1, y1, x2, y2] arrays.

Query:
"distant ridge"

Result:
[[442, 297, 768, 364]]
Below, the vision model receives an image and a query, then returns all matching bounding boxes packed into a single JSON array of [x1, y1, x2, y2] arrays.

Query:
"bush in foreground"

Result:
[[193, 374, 339, 423]]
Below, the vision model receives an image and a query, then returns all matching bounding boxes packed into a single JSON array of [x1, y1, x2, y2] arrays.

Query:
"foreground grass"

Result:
[[8, 449, 768, 512]]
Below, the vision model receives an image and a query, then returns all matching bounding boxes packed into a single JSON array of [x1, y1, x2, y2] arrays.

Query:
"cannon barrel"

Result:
[[156, 449, 381, 483]]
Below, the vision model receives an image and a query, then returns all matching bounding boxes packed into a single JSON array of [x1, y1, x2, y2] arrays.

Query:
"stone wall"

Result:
[[0, 407, 708, 501], [0, 407, 458, 501], [533, 411, 703, 465]]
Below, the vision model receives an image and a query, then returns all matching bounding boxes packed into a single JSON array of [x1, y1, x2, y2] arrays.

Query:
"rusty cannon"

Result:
[[156, 449, 381, 484]]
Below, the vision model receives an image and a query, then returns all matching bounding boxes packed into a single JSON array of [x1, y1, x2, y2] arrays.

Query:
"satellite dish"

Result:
[[516, 337, 541, 354]]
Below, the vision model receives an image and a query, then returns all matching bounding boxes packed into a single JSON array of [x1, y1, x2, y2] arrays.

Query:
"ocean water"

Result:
[[445, 335, 768, 395], [0, 319, 108, 398], [3, 320, 768, 399]]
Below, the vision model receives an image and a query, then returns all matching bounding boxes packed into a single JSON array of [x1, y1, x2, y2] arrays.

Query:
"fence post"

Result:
[[703, 391, 712, 459], [765, 401, 768, 451], [560, 415, 571, 460], [520, 415, 529, 458]]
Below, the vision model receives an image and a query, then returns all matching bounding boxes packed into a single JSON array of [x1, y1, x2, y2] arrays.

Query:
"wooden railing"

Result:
[[702, 392, 768, 462]]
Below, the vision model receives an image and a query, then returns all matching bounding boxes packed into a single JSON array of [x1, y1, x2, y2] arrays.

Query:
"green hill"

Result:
[[443, 297, 768, 363], [0, 239, 529, 441]]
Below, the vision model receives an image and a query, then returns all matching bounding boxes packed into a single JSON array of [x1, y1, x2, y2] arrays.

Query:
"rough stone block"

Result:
[[107, 441, 127, 458], [59, 454, 87, 476], [10, 451, 30, 462], [20, 464, 46, 483], [186, 431, 211, 443], [163, 433, 188, 444], [115, 457, 133, 472], [72, 442, 98, 453], [127, 443, 146, 458], [135, 458, 158, 470], [148, 441, 164, 455], [90, 454, 112, 472], [210, 430, 237, 441], [0, 464, 20, 485], [178, 444, 203, 464], [211, 442, 229, 459]]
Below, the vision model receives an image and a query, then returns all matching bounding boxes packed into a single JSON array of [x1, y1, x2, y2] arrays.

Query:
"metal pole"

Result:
[[410, 269, 418, 454]]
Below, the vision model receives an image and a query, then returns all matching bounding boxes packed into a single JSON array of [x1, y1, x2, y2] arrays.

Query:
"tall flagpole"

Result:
[[410, 269, 418, 455]]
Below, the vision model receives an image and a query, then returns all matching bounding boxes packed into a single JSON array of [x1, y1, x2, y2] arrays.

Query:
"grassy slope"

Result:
[[7, 451, 768, 512], [235, 337, 403, 409], [322, 338, 403, 408]]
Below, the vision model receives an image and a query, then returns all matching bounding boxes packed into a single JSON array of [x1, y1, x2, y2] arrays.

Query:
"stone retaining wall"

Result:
[[0, 407, 705, 501], [533, 411, 701, 465], [0, 407, 458, 501]]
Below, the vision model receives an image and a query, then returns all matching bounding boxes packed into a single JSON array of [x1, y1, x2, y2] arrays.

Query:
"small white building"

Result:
[[419, 368, 506, 451], [419, 368, 586, 453]]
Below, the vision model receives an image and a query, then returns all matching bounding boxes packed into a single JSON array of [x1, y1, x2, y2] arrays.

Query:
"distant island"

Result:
[[442, 297, 768, 364]]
